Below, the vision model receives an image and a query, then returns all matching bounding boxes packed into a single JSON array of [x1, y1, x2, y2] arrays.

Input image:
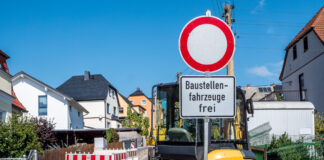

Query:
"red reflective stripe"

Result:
[[82, 155, 87, 160], [73, 155, 78, 160], [100, 155, 105, 160], [66, 155, 69, 160], [91, 155, 96, 160]]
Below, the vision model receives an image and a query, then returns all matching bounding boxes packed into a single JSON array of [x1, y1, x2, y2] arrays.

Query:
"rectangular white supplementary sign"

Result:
[[180, 76, 236, 118]]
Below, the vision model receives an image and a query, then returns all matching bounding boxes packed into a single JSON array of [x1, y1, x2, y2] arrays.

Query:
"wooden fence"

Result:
[[38, 144, 94, 160]]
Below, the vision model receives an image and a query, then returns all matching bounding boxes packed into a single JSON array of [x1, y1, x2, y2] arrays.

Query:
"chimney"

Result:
[[84, 71, 90, 80], [247, 84, 251, 87], [270, 83, 275, 87], [0, 50, 10, 73], [137, 88, 140, 91]]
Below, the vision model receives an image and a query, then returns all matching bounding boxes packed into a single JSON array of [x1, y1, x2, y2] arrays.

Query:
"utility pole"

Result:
[[224, 4, 234, 76]]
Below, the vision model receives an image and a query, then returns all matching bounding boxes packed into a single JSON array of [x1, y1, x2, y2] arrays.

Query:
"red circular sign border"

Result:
[[179, 16, 235, 73]]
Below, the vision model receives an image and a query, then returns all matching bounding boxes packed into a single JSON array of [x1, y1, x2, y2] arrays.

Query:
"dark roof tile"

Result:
[[57, 73, 116, 101]]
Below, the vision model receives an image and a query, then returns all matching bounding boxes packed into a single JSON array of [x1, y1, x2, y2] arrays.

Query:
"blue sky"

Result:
[[1, 0, 323, 96]]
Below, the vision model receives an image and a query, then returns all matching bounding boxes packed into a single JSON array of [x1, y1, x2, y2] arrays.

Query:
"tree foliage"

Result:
[[122, 106, 150, 136], [34, 118, 57, 150], [315, 113, 324, 135], [0, 115, 42, 158], [267, 132, 310, 160], [105, 128, 119, 143]]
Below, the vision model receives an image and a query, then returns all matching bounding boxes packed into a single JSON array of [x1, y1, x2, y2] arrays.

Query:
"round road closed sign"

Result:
[[179, 16, 235, 73]]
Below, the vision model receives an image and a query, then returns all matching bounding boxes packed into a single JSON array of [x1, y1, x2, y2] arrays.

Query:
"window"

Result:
[[0, 112, 3, 121], [78, 111, 81, 117], [108, 88, 111, 97], [107, 122, 110, 128], [38, 95, 47, 115], [130, 100, 133, 104], [303, 36, 308, 52], [112, 90, 115, 99], [262, 88, 268, 92], [267, 87, 272, 92], [258, 88, 263, 92], [299, 74, 306, 101], [69, 105, 72, 111], [119, 107, 124, 113], [141, 100, 146, 105], [117, 125, 120, 128], [107, 103, 110, 113], [113, 107, 116, 116], [293, 46, 297, 60]]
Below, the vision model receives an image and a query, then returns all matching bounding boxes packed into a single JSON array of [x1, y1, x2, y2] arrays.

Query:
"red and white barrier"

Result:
[[66, 150, 138, 160]]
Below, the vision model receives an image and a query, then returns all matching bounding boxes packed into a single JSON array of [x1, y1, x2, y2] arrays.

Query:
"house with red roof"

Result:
[[0, 50, 26, 121], [280, 7, 324, 111]]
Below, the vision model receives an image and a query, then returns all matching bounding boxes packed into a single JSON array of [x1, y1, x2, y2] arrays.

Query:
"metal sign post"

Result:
[[178, 10, 236, 160], [204, 118, 209, 160]]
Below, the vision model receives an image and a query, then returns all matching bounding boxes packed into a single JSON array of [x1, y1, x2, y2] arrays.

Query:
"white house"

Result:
[[248, 101, 315, 146], [280, 7, 324, 111], [57, 71, 121, 129], [12, 72, 88, 130]]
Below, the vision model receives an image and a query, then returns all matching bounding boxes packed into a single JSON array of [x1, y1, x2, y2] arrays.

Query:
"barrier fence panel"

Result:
[[65, 149, 138, 160]]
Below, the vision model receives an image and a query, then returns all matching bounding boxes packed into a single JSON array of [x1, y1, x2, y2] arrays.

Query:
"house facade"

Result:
[[12, 72, 88, 129], [118, 93, 132, 119], [280, 7, 324, 111], [128, 88, 155, 130], [0, 50, 26, 122], [57, 71, 121, 129], [0, 62, 14, 121]]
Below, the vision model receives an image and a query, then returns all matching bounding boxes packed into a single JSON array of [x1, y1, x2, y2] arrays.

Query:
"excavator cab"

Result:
[[150, 82, 256, 160]]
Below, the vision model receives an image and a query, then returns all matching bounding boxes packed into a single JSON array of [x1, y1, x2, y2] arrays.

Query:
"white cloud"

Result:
[[266, 27, 274, 34], [270, 60, 283, 67], [259, 0, 265, 7], [248, 66, 275, 77], [251, 0, 266, 14]]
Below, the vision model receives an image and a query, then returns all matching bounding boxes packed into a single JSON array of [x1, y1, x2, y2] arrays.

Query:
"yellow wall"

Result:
[[117, 93, 129, 117]]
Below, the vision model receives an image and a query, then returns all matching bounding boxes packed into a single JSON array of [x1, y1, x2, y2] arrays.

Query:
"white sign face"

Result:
[[180, 76, 236, 118], [187, 24, 228, 65]]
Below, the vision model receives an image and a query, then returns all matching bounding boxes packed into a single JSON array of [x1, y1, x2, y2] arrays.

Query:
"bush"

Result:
[[105, 128, 119, 143], [0, 115, 42, 158], [267, 133, 310, 160]]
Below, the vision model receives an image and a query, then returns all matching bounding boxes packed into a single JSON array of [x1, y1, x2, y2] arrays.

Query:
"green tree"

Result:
[[122, 105, 150, 136], [105, 128, 119, 143], [0, 115, 42, 158], [315, 113, 324, 135]]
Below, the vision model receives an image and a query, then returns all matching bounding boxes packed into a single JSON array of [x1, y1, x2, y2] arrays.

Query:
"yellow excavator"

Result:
[[149, 82, 256, 160]]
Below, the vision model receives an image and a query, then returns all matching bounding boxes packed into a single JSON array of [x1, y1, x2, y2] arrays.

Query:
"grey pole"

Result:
[[204, 118, 209, 160]]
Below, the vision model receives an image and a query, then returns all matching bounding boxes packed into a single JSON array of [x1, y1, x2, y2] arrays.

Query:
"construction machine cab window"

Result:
[[154, 83, 248, 149]]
